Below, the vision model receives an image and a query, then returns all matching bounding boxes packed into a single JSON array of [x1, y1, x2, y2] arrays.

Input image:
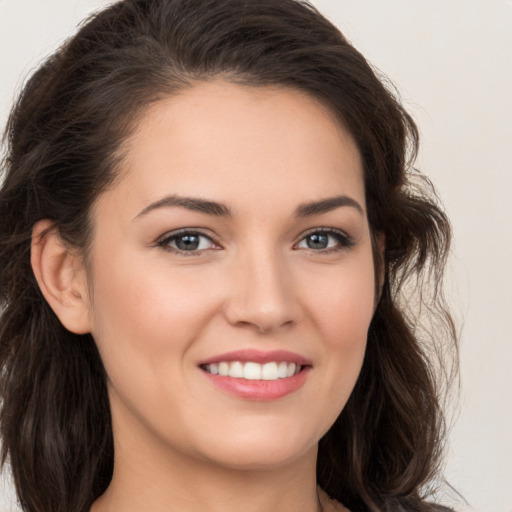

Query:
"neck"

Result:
[[93, 455, 322, 512], [91, 424, 322, 512]]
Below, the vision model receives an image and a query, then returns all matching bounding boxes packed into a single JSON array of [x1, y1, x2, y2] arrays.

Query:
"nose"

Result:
[[223, 248, 301, 334]]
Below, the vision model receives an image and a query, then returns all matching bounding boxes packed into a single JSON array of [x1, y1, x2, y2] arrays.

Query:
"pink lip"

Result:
[[199, 349, 311, 366], [201, 368, 310, 401], [198, 349, 312, 401]]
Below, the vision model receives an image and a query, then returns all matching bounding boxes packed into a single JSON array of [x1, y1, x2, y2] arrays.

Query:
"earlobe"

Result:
[[31, 220, 91, 334]]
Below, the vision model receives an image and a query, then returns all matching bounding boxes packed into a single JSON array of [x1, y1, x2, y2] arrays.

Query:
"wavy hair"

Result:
[[0, 1, 457, 511]]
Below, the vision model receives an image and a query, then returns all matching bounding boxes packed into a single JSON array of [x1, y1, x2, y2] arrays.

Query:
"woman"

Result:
[[0, 0, 457, 511]]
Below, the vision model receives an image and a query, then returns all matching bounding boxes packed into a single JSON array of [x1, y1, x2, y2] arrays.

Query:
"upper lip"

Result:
[[199, 349, 311, 366]]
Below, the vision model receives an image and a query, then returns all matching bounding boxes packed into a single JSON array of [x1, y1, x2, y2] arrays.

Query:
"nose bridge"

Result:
[[225, 242, 298, 333]]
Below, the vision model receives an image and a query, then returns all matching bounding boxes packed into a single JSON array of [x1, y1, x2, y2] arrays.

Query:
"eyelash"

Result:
[[296, 227, 355, 254], [156, 229, 220, 256], [156, 227, 354, 256]]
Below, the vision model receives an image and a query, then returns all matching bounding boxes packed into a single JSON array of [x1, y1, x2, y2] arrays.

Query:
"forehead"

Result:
[[99, 80, 365, 219]]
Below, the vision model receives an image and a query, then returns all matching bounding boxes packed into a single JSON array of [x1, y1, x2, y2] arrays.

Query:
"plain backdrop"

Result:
[[0, 1, 511, 511]]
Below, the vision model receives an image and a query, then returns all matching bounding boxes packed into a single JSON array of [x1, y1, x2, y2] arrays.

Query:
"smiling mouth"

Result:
[[200, 361, 304, 381]]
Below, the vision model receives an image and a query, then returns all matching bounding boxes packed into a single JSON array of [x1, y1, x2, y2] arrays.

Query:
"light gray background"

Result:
[[1, 1, 511, 511]]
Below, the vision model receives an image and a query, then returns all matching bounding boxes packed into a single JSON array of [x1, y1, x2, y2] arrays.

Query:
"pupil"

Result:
[[177, 234, 199, 250], [308, 233, 328, 249]]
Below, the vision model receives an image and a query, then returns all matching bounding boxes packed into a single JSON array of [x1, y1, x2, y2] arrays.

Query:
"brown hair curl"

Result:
[[0, 1, 457, 511]]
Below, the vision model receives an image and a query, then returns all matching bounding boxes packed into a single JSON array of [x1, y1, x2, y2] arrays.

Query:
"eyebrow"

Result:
[[134, 195, 232, 220], [134, 193, 363, 220], [295, 195, 364, 217]]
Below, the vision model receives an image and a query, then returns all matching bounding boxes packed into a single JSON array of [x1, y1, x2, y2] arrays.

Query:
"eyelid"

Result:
[[155, 228, 222, 254], [154, 226, 354, 255], [294, 227, 355, 251]]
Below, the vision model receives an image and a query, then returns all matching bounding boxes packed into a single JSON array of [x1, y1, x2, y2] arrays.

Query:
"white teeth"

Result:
[[261, 362, 278, 380], [205, 361, 302, 380], [228, 361, 244, 378], [287, 363, 296, 377], [218, 362, 229, 376], [277, 362, 288, 378], [243, 362, 261, 380]]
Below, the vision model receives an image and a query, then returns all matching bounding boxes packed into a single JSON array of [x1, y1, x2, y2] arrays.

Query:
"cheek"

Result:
[[305, 254, 376, 342], [300, 253, 375, 410], [85, 254, 225, 437], [86, 248, 221, 384]]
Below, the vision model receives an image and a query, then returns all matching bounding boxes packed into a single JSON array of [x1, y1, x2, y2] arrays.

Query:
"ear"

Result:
[[31, 219, 91, 334]]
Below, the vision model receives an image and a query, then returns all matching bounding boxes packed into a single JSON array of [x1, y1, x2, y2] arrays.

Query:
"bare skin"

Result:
[[32, 80, 371, 512]]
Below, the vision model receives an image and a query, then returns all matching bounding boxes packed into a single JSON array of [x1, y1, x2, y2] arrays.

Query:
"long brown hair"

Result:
[[0, 1, 457, 511]]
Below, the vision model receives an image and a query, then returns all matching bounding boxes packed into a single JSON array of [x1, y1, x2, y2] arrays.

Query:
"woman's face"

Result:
[[85, 81, 376, 471]]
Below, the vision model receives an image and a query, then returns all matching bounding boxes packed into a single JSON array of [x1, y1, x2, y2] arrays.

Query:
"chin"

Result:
[[194, 425, 319, 471]]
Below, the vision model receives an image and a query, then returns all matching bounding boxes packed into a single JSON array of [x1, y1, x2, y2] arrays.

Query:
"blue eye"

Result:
[[158, 231, 217, 253], [296, 229, 353, 251]]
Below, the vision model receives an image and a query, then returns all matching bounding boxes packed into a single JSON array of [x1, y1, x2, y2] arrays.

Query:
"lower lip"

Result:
[[201, 368, 310, 401]]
